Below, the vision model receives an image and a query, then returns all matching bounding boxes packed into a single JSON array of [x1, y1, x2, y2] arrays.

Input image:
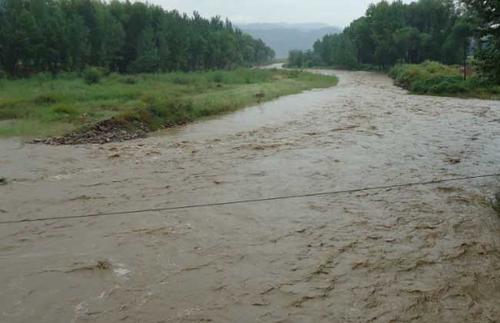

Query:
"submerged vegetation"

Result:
[[0, 69, 338, 139], [389, 61, 500, 99]]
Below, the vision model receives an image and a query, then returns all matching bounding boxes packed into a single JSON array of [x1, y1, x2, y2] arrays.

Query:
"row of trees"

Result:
[[0, 0, 275, 76], [288, 0, 499, 83], [462, 0, 500, 83]]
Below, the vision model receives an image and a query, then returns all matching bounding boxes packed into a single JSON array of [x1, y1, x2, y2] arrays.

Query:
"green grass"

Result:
[[389, 61, 500, 99], [0, 68, 338, 138]]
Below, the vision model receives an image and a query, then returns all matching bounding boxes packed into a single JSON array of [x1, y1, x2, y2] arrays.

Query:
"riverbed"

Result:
[[1, 69, 499, 322]]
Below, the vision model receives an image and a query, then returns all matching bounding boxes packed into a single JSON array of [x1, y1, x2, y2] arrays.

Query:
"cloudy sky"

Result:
[[139, 0, 401, 27]]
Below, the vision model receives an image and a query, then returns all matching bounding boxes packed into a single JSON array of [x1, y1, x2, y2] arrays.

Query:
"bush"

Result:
[[211, 72, 225, 83], [390, 61, 468, 95], [34, 72, 57, 83], [82, 67, 102, 85], [147, 98, 194, 126], [120, 76, 138, 84], [429, 78, 467, 94], [491, 86, 500, 94], [0, 107, 22, 120], [49, 105, 79, 121], [34, 93, 61, 104], [117, 98, 194, 131], [390, 61, 500, 99], [409, 75, 465, 94], [51, 105, 77, 115], [287, 70, 301, 78], [172, 75, 196, 85]]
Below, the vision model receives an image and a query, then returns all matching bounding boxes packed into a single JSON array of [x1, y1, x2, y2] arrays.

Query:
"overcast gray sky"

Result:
[[139, 0, 403, 27]]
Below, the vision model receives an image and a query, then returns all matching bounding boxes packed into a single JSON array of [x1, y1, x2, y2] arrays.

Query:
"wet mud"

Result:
[[1, 70, 500, 322]]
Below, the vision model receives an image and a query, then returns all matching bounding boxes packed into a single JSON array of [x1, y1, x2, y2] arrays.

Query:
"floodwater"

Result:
[[1, 70, 500, 323]]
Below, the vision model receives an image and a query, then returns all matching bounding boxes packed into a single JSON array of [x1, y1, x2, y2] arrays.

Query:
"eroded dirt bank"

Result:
[[1, 70, 500, 323]]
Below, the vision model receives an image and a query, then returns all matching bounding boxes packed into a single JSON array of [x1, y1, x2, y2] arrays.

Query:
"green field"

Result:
[[0, 69, 338, 139], [389, 61, 500, 100]]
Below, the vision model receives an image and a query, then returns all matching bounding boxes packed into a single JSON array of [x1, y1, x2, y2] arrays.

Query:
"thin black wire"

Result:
[[1, 173, 498, 225]]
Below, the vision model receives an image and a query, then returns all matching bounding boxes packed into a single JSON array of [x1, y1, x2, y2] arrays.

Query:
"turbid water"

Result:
[[1, 70, 500, 323]]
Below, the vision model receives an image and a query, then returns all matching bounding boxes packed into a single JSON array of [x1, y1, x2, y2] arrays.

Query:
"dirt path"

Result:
[[1, 70, 500, 323]]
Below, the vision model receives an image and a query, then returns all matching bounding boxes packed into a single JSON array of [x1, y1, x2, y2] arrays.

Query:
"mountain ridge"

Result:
[[238, 23, 341, 58]]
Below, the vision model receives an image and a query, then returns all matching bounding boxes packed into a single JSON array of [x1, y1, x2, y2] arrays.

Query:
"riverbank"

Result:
[[0, 68, 337, 143], [287, 61, 500, 100], [389, 61, 500, 100]]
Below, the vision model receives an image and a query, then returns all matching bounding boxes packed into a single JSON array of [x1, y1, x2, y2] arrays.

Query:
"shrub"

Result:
[[287, 70, 301, 79], [34, 93, 60, 104], [51, 105, 78, 115], [390, 61, 469, 95], [34, 72, 55, 83], [147, 98, 194, 126], [491, 86, 500, 94], [172, 75, 196, 85], [0, 107, 21, 120], [120, 76, 138, 84], [428, 78, 466, 94], [211, 72, 225, 83], [116, 98, 194, 131], [82, 67, 102, 85], [49, 105, 79, 121]]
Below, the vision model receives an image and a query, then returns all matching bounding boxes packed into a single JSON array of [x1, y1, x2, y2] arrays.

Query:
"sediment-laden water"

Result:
[[1, 70, 499, 322]]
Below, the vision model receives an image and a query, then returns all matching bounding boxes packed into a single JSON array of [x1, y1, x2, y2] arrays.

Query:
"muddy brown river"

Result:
[[1, 70, 500, 323]]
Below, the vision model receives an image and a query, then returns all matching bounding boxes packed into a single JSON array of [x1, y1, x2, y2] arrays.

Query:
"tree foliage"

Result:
[[287, 50, 320, 68], [288, 0, 477, 71], [0, 0, 275, 76], [462, 0, 500, 83]]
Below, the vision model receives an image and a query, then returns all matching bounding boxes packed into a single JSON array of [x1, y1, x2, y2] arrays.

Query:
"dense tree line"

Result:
[[288, 0, 499, 83], [462, 0, 500, 83], [0, 0, 275, 76]]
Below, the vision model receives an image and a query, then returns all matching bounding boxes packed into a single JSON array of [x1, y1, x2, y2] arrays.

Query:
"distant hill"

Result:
[[239, 23, 341, 58]]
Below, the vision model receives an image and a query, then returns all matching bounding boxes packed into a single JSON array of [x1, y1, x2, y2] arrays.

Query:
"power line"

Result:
[[1, 173, 498, 225]]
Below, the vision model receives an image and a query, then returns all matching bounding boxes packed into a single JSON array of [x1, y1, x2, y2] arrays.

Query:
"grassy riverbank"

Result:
[[0, 69, 337, 140], [389, 61, 500, 100]]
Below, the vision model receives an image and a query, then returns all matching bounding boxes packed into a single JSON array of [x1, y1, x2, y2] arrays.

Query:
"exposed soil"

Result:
[[1, 69, 500, 323], [35, 118, 149, 145]]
